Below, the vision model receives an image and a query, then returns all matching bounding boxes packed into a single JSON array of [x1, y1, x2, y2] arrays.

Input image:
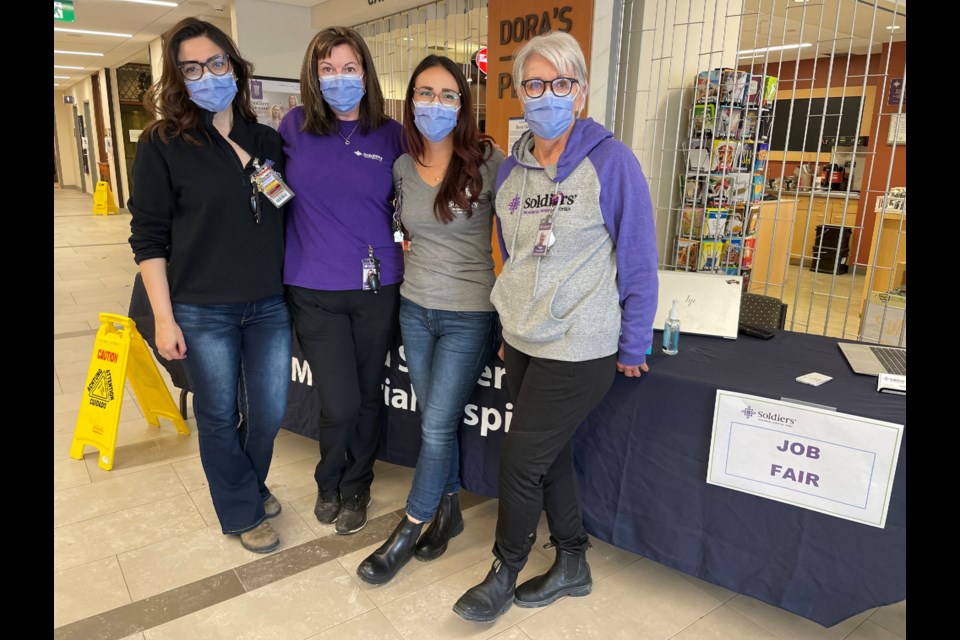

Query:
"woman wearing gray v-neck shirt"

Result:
[[356, 55, 503, 587]]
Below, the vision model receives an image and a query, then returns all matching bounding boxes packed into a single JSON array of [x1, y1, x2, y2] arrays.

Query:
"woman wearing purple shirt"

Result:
[[280, 26, 404, 536]]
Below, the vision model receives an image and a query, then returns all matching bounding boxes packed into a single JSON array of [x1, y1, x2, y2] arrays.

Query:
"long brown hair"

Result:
[[298, 26, 389, 136], [141, 17, 256, 145], [403, 55, 493, 224]]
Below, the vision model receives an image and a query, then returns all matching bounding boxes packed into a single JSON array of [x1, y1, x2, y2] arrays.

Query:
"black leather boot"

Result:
[[356, 518, 424, 585], [415, 493, 464, 561], [514, 546, 592, 607], [452, 559, 518, 623]]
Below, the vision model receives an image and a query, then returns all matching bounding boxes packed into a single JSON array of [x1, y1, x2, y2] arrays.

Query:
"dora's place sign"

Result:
[[707, 390, 904, 528]]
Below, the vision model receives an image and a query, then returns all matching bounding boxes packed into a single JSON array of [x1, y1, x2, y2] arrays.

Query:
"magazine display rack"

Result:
[[676, 68, 778, 288]]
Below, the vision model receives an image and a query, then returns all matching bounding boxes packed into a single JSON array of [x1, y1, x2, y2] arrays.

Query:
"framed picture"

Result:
[[249, 76, 302, 131]]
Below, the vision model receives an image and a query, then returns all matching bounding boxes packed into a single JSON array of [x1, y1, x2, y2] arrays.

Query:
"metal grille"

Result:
[[353, 0, 489, 130], [610, 0, 905, 345], [116, 64, 152, 104]]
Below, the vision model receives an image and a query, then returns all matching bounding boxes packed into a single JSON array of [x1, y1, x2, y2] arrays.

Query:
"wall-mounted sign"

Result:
[[888, 78, 904, 106], [507, 117, 528, 154], [63, 95, 75, 104], [249, 77, 302, 132], [54, 1, 75, 22], [473, 47, 488, 76], [487, 1, 593, 149], [886, 113, 906, 145]]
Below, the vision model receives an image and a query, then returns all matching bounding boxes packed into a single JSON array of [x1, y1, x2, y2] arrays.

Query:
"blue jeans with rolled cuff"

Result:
[[173, 294, 291, 534], [399, 296, 497, 523]]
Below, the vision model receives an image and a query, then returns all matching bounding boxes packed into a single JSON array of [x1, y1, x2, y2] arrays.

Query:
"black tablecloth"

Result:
[[573, 330, 906, 627], [280, 329, 906, 627]]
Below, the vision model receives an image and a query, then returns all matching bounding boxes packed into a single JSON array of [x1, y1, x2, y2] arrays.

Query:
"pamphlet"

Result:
[[796, 372, 833, 387]]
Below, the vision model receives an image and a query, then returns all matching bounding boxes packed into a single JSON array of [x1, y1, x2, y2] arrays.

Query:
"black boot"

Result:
[[452, 559, 518, 623], [513, 547, 592, 608], [415, 493, 464, 561], [356, 518, 424, 585]]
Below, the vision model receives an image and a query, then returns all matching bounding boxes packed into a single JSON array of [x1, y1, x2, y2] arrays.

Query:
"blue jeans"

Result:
[[173, 295, 291, 534], [399, 297, 497, 523]]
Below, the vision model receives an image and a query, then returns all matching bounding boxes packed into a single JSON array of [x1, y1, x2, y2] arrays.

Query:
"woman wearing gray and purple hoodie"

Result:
[[453, 30, 659, 624]]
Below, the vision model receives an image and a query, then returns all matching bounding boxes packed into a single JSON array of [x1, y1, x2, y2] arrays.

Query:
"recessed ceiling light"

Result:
[[737, 43, 813, 55], [886, 25, 901, 31], [55, 27, 133, 38], [54, 83, 61, 87], [55, 50, 105, 56], [54, 75, 70, 79], [123, 0, 179, 6], [55, 65, 84, 70]]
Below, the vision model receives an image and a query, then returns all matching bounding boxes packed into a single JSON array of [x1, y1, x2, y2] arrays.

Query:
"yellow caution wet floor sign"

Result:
[[71, 314, 189, 470], [93, 181, 119, 215]]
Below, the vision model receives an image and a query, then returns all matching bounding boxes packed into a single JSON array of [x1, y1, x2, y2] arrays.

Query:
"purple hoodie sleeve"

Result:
[[592, 140, 659, 366], [493, 156, 519, 261]]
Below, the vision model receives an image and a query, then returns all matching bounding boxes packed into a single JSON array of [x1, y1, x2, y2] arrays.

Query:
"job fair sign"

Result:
[[707, 390, 904, 528]]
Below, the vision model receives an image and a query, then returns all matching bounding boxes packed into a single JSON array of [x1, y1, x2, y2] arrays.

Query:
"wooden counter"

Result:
[[860, 211, 906, 303], [749, 198, 797, 298]]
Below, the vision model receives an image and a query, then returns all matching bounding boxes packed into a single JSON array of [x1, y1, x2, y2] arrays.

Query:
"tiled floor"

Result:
[[54, 187, 906, 639]]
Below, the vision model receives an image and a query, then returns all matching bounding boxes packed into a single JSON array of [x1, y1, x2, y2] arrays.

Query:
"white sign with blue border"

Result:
[[707, 390, 903, 528]]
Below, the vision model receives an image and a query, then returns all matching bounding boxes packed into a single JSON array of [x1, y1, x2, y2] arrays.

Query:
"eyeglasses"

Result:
[[177, 54, 231, 81], [520, 77, 579, 99], [413, 87, 461, 107]]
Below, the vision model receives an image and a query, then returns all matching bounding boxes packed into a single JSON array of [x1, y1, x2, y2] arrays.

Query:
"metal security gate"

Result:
[[609, 0, 905, 344], [354, 0, 490, 131]]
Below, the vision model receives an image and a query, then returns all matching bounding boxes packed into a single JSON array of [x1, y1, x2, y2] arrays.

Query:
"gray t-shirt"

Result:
[[393, 148, 505, 312]]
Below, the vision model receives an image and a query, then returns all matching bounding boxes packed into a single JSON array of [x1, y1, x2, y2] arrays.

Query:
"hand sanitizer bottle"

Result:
[[662, 300, 681, 355]]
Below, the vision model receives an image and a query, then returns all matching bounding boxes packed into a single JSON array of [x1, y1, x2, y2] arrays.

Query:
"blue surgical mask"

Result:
[[523, 92, 577, 140], [413, 102, 459, 143], [319, 74, 365, 113], [185, 73, 237, 113]]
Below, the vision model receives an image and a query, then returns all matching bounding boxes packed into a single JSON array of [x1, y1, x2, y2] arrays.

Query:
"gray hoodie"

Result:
[[491, 118, 659, 365]]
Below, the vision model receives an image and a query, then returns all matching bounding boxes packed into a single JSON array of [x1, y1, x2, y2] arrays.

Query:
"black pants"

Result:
[[286, 284, 400, 499], [493, 342, 617, 574]]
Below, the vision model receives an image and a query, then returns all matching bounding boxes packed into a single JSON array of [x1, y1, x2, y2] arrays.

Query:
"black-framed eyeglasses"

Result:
[[412, 87, 461, 107], [177, 54, 231, 81], [520, 77, 579, 99]]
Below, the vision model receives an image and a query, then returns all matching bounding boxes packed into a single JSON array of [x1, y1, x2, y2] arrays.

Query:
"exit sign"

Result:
[[54, 1, 75, 22]]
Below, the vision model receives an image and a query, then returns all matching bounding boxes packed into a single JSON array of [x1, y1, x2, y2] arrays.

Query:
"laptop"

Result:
[[838, 342, 907, 376], [653, 271, 743, 339]]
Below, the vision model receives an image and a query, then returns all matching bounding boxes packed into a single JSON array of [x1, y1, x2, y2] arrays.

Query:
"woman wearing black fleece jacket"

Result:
[[127, 18, 291, 555]]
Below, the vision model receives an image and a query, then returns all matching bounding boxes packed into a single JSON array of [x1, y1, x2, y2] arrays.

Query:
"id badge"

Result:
[[532, 217, 554, 257], [253, 160, 295, 208], [392, 180, 405, 244], [362, 245, 381, 292]]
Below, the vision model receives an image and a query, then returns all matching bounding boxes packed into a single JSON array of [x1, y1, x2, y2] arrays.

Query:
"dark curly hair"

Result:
[[141, 17, 256, 145]]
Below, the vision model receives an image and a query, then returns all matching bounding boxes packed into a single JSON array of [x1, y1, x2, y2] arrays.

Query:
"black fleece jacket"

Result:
[[128, 104, 287, 304]]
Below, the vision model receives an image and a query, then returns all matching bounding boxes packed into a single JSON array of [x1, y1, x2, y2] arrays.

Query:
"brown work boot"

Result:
[[264, 495, 282, 519], [239, 521, 280, 553]]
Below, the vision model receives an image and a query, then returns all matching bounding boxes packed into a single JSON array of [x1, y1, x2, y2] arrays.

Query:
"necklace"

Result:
[[337, 121, 360, 146], [418, 159, 449, 185]]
